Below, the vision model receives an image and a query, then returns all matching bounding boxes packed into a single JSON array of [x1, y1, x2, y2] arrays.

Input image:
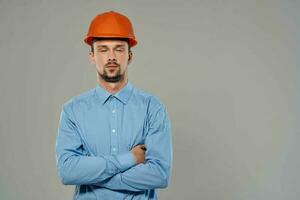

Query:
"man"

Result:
[[55, 11, 173, 200]]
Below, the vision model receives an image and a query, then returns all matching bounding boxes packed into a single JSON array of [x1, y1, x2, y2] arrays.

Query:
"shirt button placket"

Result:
[[110, 97, 118, 155]]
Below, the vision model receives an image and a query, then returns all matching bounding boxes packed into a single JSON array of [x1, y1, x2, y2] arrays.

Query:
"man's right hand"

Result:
[[131, 144, 146, 164]]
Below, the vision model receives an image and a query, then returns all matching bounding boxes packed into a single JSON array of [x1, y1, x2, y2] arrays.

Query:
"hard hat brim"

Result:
[[84, 35, 137, 47]]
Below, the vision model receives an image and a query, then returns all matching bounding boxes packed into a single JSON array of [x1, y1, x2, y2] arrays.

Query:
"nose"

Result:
[[108, 49, 117, 61]]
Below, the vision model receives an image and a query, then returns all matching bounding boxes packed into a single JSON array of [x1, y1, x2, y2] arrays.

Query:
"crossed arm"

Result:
[[55, 102, 172, 192]]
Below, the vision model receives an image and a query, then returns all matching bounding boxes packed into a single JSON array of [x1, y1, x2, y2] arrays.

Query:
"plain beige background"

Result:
[[0, 0, 299, 199]]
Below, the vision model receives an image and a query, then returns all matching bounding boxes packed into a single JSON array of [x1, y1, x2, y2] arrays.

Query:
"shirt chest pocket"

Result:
[[82, 120, 111, 156], [120, 116, 148, 151]]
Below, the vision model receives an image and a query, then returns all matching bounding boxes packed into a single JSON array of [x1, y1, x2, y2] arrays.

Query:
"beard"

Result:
[[98, 64, 125, 83]]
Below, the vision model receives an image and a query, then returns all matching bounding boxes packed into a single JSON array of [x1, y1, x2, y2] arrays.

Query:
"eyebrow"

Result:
[[96, 44, 126, 49]]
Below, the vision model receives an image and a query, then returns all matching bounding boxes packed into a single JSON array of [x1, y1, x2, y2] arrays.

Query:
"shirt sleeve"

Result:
[[99, 104, 173, 191], [55, 102, 136, 185]]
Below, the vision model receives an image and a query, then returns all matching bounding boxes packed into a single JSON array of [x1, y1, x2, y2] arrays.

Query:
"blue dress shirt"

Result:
[[55, 82, 173, 200]]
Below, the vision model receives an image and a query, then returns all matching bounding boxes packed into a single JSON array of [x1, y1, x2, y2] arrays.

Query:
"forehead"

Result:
[[93, 39, 128, 48]]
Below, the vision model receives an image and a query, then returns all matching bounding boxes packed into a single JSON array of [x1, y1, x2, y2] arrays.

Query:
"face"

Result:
[[89, 40, 132, 83]]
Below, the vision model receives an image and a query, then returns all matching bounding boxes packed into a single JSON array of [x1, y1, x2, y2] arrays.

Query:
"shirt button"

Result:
[[112, 109, 116, 113], [112, 129, 116, 133], [112, 147, 116, 152]]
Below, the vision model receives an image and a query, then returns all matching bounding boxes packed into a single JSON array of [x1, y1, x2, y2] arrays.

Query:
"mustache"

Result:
[[105, 62, 120, 67]]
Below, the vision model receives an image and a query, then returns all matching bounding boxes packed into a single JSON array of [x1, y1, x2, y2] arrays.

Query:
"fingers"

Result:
[[133, 144, 147, 151], [141, 145, 147, 151]]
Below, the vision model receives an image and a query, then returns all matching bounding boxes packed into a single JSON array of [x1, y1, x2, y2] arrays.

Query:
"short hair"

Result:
[[90, 37, 131, 53]]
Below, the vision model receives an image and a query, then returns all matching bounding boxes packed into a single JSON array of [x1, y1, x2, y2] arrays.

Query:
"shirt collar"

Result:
[[95, 81, 134, 105]]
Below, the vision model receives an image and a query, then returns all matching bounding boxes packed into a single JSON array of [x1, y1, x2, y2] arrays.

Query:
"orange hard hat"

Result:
[[84, 11, 137, 47]]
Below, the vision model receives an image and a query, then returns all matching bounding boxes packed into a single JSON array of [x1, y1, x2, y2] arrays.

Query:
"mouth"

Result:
[[106, 65, 118, 68], [105, 65, 119, 73], [106, 63, 119, 68], [106, 66, 118, 72]]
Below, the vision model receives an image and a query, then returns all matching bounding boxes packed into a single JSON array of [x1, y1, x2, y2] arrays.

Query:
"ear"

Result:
[[88, 51, 95, 65], [128, 51, 133, 64]]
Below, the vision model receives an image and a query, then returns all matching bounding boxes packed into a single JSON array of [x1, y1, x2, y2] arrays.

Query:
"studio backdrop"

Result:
[[0, 0, 299, 199]]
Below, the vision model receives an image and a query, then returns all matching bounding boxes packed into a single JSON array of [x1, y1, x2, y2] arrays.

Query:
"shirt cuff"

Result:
[[116, 151, 136, 172]]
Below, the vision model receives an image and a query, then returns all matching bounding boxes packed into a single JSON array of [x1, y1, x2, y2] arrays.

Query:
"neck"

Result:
[[97, 76, 128, 94]]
